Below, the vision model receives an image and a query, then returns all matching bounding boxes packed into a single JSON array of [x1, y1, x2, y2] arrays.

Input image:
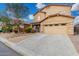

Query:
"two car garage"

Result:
[[43, 23, 67, 34], [34, 5, 75, 35], [40, 14, 74, 35]]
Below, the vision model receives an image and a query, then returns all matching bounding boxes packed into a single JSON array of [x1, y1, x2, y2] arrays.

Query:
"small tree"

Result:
[[6, 3, 29, 18], [0, 16, 11, 25]]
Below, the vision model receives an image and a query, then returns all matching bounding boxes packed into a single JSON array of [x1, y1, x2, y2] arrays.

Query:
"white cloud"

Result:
[[71, 3, 79, 11], [22, 14, 34, 23], [23, 18, 33, 23], [6, 11, 16, 19], [74, 16, 79, 25], [23, 18, 28, 21], [36, 3, 46, 9], [28, 14, 34, 19]]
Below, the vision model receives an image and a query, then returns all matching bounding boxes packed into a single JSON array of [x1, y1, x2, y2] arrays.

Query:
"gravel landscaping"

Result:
[[0, 33, 34, 43]]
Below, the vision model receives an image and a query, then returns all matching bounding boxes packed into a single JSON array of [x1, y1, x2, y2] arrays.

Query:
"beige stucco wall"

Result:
[[34, 5, 71, 22], [41, 16, 72, 24], [34, 12, 46, 22], [67, 23, 74, 34], [42, 6, 71, 16], [40, 16, 74, 34]]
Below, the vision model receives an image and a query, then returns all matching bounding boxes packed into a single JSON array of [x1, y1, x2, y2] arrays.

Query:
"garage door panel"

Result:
[[43, 26, 67, 34]]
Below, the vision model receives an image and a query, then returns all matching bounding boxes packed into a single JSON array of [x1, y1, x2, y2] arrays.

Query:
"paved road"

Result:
[[15, 34, 78, 56], [0, 41, 20, 56]]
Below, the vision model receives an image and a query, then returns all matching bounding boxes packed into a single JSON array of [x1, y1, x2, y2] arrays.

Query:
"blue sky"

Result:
[[0, 3, 40, 22], [0, 3, 37, 13], [0, 3, 38, 16], [0, 4, 6, 12], [0, 3, 78, 23], [25, 3, 37, 14]]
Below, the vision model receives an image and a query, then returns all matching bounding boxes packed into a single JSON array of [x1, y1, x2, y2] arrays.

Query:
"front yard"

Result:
[[0, 33, 34, 43]]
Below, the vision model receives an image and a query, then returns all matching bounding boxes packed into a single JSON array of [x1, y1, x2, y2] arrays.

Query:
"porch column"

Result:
[[40, 24, 43, 33]]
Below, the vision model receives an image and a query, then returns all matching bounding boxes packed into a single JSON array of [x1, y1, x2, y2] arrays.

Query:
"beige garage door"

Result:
[[43, 24, 67, 34]]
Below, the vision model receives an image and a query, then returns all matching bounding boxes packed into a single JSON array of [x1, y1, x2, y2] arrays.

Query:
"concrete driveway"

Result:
[[13, 33, 78, 56], [0, 33, 78, 56]]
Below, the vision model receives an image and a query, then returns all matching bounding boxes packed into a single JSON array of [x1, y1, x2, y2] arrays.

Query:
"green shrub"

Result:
[[7, 25, 13, 32], [0, 29, 2, 32], [13, 25, 18, 30], [24, 26, 32, 33], [2, 25, 13, 32], [13, 25, 19, 33], [2, 26, 7, 32]]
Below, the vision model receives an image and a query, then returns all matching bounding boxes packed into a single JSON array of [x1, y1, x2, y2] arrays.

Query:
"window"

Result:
[[61, 23, 66, 26], [59, 11, 66, 14], [49, 24, 53, 26], [44, 24, 53, 26], [54, 24, 59, 26], [37, 16, 41, 21], [44, 25, 48, 26]]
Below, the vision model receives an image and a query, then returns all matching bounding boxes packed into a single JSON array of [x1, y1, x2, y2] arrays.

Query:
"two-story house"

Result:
[[33, 4, 74, 35]]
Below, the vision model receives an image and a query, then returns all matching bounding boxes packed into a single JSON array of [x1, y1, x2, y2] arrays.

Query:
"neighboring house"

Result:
[[10, 19, 32, 33], [19, 23, 32, 33], [33, 4, 74, 35]]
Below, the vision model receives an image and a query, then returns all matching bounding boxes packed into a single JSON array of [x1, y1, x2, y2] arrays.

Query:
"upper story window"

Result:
[[59, 11, 66, 14], [37, 16, 41, 21]]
